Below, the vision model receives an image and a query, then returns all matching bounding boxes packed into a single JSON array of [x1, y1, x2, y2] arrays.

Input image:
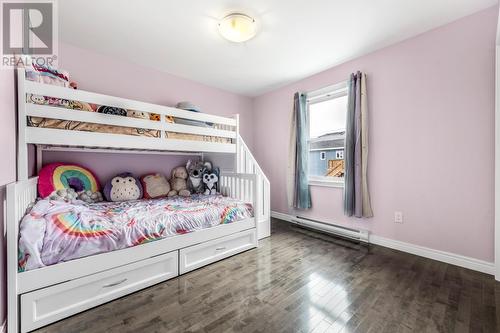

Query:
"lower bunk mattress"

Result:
[[18, 194, 254, 272]]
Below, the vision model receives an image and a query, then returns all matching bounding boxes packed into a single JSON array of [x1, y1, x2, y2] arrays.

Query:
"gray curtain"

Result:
[[344, 72, 373, 217], [287, 92, 311, 209]]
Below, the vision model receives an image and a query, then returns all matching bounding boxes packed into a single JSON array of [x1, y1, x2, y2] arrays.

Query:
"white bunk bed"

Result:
[[7, 69, 271, 333]]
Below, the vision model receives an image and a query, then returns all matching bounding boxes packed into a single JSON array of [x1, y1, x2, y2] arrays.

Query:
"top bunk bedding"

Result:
[[18, 194, 254, 272], [26, 94, 233, 144]]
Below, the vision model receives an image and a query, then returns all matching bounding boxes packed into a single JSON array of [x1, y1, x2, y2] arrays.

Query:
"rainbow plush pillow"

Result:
[[38, 163, 101, 198]]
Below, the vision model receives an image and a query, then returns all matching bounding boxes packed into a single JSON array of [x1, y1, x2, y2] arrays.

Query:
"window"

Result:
[[307, 82, 348, 187]]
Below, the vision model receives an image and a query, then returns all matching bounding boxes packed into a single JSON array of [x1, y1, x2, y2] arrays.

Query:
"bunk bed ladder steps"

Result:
[[237, 135, 271, 239]]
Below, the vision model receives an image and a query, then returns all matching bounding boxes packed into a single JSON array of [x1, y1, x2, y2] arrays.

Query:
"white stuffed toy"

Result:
[[48, 188, 78, 202], [78, 190, 104, 203], [47, 188, 103, 204]]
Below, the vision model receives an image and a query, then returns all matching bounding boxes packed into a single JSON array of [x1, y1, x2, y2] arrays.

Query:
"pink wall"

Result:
[[253, 7, 497, 262], [59, 43, 254, 149], [42, 151, 197, 186]]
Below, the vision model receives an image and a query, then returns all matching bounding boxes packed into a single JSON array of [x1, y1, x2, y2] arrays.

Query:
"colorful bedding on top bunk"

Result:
[[25, 94, 233, 143], [18, 194, 253, 272]]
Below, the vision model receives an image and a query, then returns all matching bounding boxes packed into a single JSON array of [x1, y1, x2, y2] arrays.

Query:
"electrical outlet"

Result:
[[394, 211, 403, 223]]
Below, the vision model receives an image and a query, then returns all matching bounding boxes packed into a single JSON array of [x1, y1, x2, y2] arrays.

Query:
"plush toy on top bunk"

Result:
[[27, 93, 95, 112], [38, 163, 104, 203], [18, 55, 70, 87], [97, 105, 127, 116], [127, 110, 149, 119]]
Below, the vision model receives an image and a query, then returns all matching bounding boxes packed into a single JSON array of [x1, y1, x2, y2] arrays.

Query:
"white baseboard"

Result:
[[369, 235, 494, 275], [270, 211, 293, 222], [271, 211, 495, 275]]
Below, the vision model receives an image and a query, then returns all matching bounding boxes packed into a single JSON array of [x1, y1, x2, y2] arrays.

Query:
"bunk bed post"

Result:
[[16, 68, 28, 181], [36, 145, 43, 173], [234, 114, 240, 173], [6, 184, 18, 333], [253, 174, 260, 246]]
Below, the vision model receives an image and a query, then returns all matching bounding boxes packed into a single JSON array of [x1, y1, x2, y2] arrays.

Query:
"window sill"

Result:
[[308, 179, 344, 188]]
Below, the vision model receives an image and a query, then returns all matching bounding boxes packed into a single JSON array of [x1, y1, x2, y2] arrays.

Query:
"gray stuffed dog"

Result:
[[186, 160, 212, 194]]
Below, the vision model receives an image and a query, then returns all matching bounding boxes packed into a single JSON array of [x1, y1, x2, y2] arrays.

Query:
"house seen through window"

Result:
[[307, 83, 348, 185]]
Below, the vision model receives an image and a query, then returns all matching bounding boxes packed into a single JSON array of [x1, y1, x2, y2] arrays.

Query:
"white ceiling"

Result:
[[59, 0, 497, 96]]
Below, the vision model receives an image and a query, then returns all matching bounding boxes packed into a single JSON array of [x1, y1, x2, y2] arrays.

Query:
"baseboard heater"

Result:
[[291, 216, 369, 243]]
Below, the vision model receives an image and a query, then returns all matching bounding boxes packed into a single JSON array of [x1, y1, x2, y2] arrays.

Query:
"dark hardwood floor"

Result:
[[36, 219, 500, 333]]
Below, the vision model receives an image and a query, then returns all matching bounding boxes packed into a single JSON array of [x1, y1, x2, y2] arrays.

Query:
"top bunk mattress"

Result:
[[18, 194, 253, 272]]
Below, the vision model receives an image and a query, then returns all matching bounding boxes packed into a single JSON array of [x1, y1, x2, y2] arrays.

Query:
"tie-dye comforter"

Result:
[[18, 194, 253, 272]]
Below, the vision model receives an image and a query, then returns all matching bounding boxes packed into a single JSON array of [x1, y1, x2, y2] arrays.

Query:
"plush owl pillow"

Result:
[[140, 173, 170, 199], [103, 172, 143, 202]]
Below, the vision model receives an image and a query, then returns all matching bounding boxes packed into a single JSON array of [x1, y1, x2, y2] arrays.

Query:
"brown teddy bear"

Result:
[[168, 166, 190, 197]]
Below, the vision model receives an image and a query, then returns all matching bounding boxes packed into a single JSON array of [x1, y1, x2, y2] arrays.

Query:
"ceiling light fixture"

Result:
[[218, 13, 257, 43]]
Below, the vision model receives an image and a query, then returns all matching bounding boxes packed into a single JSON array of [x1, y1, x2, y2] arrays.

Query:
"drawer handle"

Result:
[[102, 278, 128, 288], [215, 247, 227, 251]]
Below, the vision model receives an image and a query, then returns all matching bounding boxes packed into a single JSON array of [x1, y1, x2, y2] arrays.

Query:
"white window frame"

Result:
[[307, 80, 348, 188]]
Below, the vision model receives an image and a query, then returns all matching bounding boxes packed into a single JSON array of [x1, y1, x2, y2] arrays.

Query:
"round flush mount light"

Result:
[[218, 13, 257, 43]]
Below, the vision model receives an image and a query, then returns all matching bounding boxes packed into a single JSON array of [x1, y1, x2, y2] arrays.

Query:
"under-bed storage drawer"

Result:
[[179, 228, 257, 274], [20, 250, 178, 332]]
